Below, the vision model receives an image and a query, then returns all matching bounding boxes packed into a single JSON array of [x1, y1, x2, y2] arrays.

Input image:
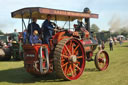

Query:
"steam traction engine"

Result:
[[11, 7, 109, 80]]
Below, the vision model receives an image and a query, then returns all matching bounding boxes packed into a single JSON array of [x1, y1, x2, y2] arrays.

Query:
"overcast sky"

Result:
[[0, 0, 128, 33]]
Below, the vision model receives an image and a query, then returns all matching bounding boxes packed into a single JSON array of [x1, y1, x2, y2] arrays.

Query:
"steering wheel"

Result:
[[52, 22, 64, 34]]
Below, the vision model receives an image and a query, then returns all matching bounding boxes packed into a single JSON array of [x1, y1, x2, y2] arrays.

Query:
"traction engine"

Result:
[[12, 7, 109, 81]]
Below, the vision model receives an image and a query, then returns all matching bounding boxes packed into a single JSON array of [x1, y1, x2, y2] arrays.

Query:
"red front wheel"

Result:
[[95, 50, 109, 71], [54, 38, 86, 80]]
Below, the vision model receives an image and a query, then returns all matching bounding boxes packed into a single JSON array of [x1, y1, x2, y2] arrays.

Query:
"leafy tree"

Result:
[[120, 28, 128, 37], [110, 27, 128, 38], [111, 32, 119, 37], [101, 30, 109, 32], [0, 30, 4, 35], [90, 24, 100, 32]]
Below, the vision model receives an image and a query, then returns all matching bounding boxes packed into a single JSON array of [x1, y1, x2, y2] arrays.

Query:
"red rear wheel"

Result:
[[54, 38, 86, 80], [95, 50, 109, 71]]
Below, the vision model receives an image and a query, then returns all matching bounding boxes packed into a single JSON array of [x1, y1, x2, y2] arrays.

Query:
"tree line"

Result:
[[90, 24, 128, 38], [110, 27, 128, 37], [0, 30, 4, 35]]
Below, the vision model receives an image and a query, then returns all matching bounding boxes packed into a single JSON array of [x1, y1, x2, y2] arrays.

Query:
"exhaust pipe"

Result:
[[84, 7, 91, 33]]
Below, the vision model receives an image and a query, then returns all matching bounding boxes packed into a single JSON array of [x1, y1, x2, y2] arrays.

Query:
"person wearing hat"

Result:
[[27, 18, 41, 37], [29, 30, 42, 46], [41, 14, 54, 45]]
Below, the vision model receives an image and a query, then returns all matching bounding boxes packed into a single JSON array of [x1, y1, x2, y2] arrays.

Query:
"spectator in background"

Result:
[[113, 37, 117, 45], [12, 29, 19, 42], [98, 40, 105, 50], [101, 41, 105, 50], [109, 38, 113, 51], [0, 40, 4, 47], [8, 36, 12, 47], [119, 37, 122, 45]]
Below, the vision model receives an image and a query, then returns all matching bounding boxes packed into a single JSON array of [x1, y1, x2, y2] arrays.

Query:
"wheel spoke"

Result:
[[61, 54, 69, 58], [77, 56, 83, 59], [73, 44, 80, 54], [103, 54, 106, 59], [75, 61, 80, 65], [63, 47, 68, 55], [69, 40, 74, 55], [64, 44, 71, 55], [75, 51, 79, 55], [100, 53, 104, 58], [73, 64, 81, 72], [70, 65, 75, 77], [64, 64, 67, 74], [101, 63, 105, 68], [66, 64, 71, 74], [99, 62, 104, 68], [62, 62, 69, 67], [99, 62, 102, 67], [69, 40, 72, 54], [61, 59, 65, 62], [72, 63, 77, 76]]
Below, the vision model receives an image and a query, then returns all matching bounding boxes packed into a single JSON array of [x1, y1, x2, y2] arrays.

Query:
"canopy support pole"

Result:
[[21, 13, 27, 31], [69, 16, 70, 30]]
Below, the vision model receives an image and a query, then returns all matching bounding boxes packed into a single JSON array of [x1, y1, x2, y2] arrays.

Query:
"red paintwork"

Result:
[[80, 39, 92, 52], [80, 39, 92, 45], [23, 29, 108, 80], [23, 31, 71, 75], [97, 51, 109, 71], [23, 31, 91, 76], [52, 31, 70, 44], [61, 39, 85, 80], [80, 28, 90, 38], [23, 44, 50, 75]]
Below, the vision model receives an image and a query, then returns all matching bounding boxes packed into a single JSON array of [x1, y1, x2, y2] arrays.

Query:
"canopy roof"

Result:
[[11, 7, 98, 21]]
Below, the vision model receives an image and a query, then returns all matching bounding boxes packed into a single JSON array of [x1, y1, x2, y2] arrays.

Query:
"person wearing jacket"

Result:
[[27, 18, 41, 36], [12, 29, 19, 42], [29, 30, 42, 46], [41, 14, 54, 45]]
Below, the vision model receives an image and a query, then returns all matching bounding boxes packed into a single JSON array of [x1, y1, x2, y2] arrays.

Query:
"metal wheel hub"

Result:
[[99, 58, 105, 63], [70, 55, 77, 63]]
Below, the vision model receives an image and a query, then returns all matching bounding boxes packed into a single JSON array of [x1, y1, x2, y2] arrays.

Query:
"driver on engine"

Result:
[[41, 14, 54, 45]]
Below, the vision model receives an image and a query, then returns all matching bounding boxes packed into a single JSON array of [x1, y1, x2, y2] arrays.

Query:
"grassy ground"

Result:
[[0, 42, 128, 85]]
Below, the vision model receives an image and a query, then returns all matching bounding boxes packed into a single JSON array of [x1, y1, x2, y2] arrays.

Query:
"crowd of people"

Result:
[[97, 36, 124, 51]]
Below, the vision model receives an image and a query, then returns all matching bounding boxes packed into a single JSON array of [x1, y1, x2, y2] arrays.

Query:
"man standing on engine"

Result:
[[41, 14, 54, 45]]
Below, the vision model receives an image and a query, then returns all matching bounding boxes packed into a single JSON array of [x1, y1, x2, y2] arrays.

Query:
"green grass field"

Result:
[[0, 42, 128, 85]]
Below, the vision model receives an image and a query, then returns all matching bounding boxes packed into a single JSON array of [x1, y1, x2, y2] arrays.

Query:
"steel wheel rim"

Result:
[[97, 51, 109, 70], [61, 39, 85, 80]]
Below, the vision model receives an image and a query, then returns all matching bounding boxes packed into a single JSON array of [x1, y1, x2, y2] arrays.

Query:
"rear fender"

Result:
[[52, 31, 70, 44], [23, 44, 49, 74]]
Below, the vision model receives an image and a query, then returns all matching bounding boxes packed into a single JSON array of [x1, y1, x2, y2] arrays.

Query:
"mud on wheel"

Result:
[[54, 38, 86, 80], [95, 50, 109, 71]]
